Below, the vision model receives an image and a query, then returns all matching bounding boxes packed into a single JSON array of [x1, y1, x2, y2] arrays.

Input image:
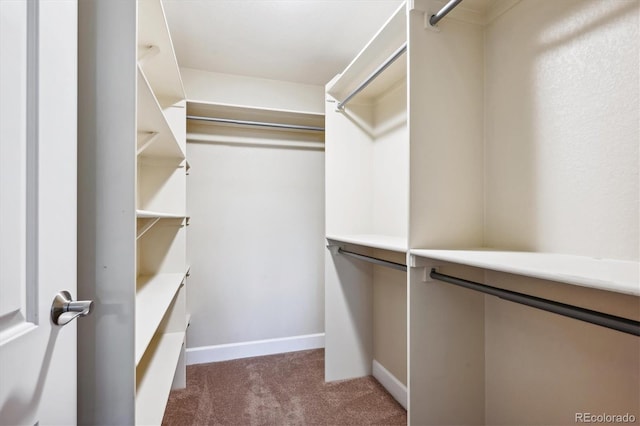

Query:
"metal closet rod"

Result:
[[429, 0, 464, 26], [429, 269, 640, 337], [336, 42, 407, 111], [335, 247, 407, 272], [186, 115, 325, 132]]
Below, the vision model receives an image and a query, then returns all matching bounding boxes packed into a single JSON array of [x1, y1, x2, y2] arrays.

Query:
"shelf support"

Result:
[[136, 131, 160, 156], [138, 44, 160, 63], [136, 217, 161, 239]]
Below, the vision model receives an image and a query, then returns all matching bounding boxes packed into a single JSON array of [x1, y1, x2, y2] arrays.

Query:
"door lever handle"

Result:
[[51, 291, 94, 326]]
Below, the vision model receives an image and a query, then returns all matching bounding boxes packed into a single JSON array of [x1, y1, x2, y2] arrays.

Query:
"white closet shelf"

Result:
[[137, 0, 185, 102], [136, 213, 185, 239], [326, 1, 406, 104], [136, 209, 185, 219], [135, 330, 184, 426], [137, 67, 185, 160], [187, 100, 325, 132], [135, 273, 185, 364], [411, 249, 640, 296], [326, 234, 407, 252]]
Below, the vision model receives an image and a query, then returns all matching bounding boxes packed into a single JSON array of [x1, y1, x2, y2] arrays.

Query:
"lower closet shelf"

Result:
[[136, 273, 185, 364], [410, 249, 639, 296], [135, 331, 185, 426]]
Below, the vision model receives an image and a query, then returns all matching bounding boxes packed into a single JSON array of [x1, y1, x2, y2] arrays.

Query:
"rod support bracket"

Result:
[[424, 12, 442, 32], [422, 266, 440, 282], [326, 244, 342, 255]]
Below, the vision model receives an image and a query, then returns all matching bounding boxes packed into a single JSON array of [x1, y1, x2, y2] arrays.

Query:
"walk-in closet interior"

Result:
[[76, 0, 638, 424]]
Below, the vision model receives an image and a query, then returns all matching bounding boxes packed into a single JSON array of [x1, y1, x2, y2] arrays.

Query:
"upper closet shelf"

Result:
[[187, 101, 325, 133], [326, 1, 406, 105], [137, 0, 185, 104], [137, 68, 186, 159], [411, 249, 640, 296], [327, 234, 407, 253]]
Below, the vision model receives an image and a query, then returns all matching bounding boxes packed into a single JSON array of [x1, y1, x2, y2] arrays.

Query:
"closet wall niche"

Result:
[[325, 0, 639, 424], [182, 72, 326, 361]]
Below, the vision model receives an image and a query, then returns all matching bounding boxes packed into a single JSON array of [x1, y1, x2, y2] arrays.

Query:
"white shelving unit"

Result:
[[134, 0, 188, 422], [324, 0, 482, 393], [325, 2, 409, 247], [324, 4, 411, 387], [77, 0, 189, 424], [186, 100, 325, 149], [325, 1, 639, 424]]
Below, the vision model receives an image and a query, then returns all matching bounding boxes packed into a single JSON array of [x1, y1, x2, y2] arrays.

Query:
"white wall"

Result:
[[484, 0, 639, 260], [183, 69, 326, 356]]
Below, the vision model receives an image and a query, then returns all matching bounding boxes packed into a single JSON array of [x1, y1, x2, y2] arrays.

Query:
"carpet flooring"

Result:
[[162, 349, 407, 425]]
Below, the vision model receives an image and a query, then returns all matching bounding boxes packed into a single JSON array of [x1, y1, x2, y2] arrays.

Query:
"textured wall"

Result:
[[484, 0, 639, 260], [483, 1, 640, 423]]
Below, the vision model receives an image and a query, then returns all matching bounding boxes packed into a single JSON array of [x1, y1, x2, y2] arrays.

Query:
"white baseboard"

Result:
[[186, 333, 325, 365], [372, 359, 407, 410]]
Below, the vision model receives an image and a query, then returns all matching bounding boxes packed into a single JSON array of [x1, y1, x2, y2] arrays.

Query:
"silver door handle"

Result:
[[51, 291, 94, 326]]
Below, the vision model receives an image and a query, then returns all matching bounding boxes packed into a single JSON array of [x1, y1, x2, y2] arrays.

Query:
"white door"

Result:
[[0, 1, 80, 425]]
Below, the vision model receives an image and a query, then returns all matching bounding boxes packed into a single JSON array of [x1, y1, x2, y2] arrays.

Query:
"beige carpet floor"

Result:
[[162, 349, 407, 425]]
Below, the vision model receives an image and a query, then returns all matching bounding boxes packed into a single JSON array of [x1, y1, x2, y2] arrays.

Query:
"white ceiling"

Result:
[[162, 0, 405, 86]]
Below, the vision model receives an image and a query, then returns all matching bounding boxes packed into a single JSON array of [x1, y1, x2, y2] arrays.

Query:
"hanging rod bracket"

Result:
[[408, 255, 439, 281], [326, 244, 342, 255], [421, 265, 438, 282], [424, 12, 442, 32], [428, 0, 464, 27]]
